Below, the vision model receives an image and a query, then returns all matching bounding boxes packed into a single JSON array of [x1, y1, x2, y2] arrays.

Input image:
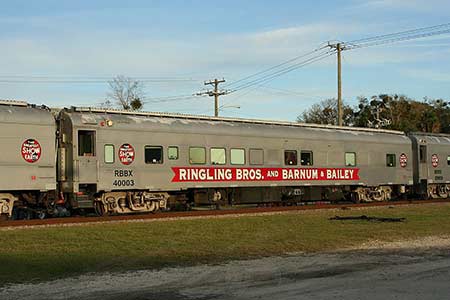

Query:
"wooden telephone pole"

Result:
[[196, 78, 229, 117], [328, 42, 345, 126]]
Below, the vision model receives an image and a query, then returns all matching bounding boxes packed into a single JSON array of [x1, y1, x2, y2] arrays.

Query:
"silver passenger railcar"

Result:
[[0, 100, 57, 218], [58, 107, 413, 215], [409, 132, 450, 198]]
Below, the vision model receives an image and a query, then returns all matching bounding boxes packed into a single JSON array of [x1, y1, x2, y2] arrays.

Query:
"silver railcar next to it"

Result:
[[410, 132, 450, 198], [0, 100, 57, 219]]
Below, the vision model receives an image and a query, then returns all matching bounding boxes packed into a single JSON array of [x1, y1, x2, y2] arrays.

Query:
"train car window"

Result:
[[447, 155, 450, 166], [145, 146, 163, 164], [419, 146, 427, 163], [104, 144, 114, 164], [168, 146, 179, 160], [249, 149, 264, 165], [301, 151, 313, 166], [267, 149, 281, 165], [345, 152, 356, 166], [386, 154, 396, 167], [230, 148, 245, 165], [211, 148, 226, 165], [284, 150, 297, 165], [189, 147, 206, 164], [78, 130, 96, 156]]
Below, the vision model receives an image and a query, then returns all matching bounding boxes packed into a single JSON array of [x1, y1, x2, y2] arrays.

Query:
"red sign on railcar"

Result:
[[399, 153, 408, 168], [431, 154, 439, 168], [119, 144, 135, 165], [21, 139, 41, 163], [171, 167, 359, 182]]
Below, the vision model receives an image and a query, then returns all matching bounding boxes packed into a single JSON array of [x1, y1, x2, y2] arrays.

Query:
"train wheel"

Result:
[[153, 201, 160, 214], [380, 191, 386, 202], [94, 201, 107, 216], [18, 209, 32, 220], [147, 201, 156, 213], [10, 207, 19, 220], [351, 192, 360, 204], [437, 185, 448, 198], [37, 211, 46, 220]]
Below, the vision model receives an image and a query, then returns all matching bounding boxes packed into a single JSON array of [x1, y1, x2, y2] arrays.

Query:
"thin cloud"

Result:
[[401, 68, 450, 82], [352, 0, 450, 11]]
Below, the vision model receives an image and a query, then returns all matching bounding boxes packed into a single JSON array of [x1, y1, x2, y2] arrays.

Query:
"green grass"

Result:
[[1, 203, 450, 285]]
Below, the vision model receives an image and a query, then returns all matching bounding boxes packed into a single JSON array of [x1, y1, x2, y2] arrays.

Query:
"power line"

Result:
[[345, 23, 450, 50], [224, 45, 328, 89], [144, 95, 205, 104], [260, 85, 330, 100], [146, 94, 201, 100], [228, 50, 335, 93], [0, 75, 200, 79], [222, 82, 327, 110], [348, 29, 450, 49], [348, 22, 450, 44], [221, 85, 262, 106], [229, 50, 334, 91], [0, 79, 200, 84]]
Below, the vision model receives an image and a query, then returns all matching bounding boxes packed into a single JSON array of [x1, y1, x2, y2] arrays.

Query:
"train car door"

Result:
[[76, 130, 98, 183], [419, 144, 428, 180]]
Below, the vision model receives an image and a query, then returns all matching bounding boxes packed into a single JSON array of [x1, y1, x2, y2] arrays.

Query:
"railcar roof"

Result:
[[0, 100, 55, 125], [0, 99, 28, 106], [69, 106, 405, 136], [409, 132, 450, 144], [409, 131, 450, 138]]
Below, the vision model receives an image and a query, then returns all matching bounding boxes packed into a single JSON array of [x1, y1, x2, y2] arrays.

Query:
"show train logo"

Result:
[[431, 154, 439, 168], [171, 167, 359, 182], [21, 139, 41, 163], [399, 153, 408, 168], [119, 144, 135, 165]]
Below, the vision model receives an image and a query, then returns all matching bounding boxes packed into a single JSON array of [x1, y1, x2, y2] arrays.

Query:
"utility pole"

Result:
[[328, 42, 345, 126], [196, 78, 229, 117], [337, 43, 343, 127]]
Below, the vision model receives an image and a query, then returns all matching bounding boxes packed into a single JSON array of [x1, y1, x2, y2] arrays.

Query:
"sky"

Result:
[[0, 0, 449, 121]]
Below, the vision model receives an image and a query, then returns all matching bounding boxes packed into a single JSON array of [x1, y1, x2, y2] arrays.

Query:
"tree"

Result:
[[296, 98, 354, 126], [352, 94, 446, 133], [353, 95, 393, 129], [299, 93, 450, 132], [98, 98, 114, 109], [107, 75, 144, 111], [428, 98, 450, 133]]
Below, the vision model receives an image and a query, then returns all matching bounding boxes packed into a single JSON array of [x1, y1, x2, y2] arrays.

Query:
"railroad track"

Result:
[[1, 199, 449, 228]]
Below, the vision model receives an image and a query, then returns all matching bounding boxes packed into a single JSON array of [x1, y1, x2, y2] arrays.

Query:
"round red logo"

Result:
[[399, 153, 408, 168], [431, 154, 439, 168], [21, 139, 41, 163], [119, 144, 135, 165]]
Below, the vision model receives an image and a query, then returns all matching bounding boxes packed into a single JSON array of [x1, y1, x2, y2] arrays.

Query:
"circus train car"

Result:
[[0, 100, 57, 219], [57, 107, 414, 216], [409, 133, 450, 199]]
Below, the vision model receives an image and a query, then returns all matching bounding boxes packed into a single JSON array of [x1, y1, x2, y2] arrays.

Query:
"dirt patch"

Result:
[[352, 235, 450, 251], [2, 235, 450, 300]]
